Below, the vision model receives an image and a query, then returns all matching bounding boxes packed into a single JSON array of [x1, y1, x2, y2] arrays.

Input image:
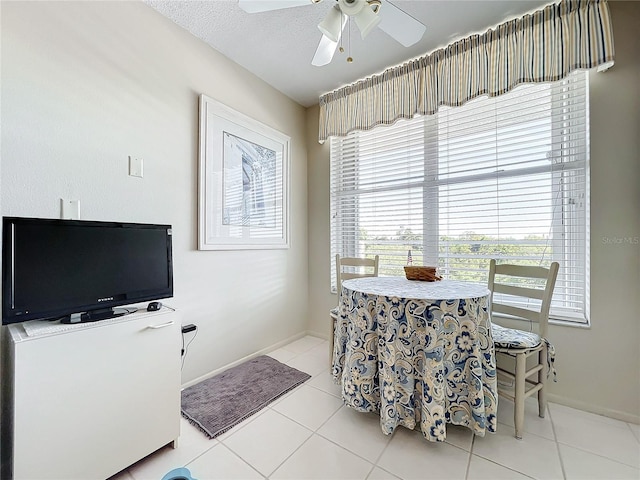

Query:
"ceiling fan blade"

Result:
[[238, 0, 316, 14], [377, 1, 426, 47], [312, 12, 347, 66], [312, 34, 339, 66]]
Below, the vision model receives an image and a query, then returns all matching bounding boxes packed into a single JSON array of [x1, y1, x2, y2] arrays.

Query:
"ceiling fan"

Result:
[[238, 0, 426, 66]]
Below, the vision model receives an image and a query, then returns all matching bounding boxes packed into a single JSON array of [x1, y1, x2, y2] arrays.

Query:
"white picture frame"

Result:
[[198, 95, 290, 250]]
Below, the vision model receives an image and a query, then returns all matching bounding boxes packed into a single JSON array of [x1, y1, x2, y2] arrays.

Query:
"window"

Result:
[[330, 71, 589, 324]]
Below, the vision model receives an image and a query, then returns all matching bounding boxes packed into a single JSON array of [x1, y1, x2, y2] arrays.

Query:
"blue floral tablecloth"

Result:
[[332, 277, 497, 442]]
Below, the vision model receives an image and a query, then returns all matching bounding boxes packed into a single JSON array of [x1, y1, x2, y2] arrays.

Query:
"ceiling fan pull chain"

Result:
[[347, 17, 353, 63], [347, 16, 353, 63], [339, 11, 345, 54]]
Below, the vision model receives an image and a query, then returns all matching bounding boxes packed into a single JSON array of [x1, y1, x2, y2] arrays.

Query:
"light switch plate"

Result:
[[129, 156, 143, 178], [61, 199, 80, 220]]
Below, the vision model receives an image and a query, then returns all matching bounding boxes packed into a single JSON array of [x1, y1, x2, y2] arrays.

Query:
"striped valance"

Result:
[[318, 0, 615, 143]]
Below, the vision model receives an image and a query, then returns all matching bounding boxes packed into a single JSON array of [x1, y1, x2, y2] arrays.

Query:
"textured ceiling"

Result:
[[145, 0, 552, 107]]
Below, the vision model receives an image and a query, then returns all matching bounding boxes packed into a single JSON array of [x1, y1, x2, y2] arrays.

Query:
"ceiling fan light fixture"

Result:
[[354, 3, 380, 38], [318, 5, 343, 43], [337, 0, 364, 16]]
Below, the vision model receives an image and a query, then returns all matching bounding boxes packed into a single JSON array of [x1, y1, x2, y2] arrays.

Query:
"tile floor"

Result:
[[113, 336, 640, 480]]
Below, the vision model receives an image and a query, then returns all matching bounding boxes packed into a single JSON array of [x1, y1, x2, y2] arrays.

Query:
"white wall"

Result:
[[306, 104, 333, 340], [2, 0, 637, 426], [307, 1, 640, 422], [1, 1, 309, 384], [549, 0, 640, 422]]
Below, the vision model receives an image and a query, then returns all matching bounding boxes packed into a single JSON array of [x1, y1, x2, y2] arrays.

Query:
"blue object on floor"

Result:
[[161, 467, 196, 480]]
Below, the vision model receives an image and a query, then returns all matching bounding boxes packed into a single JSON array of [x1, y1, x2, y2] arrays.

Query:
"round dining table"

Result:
[[332, 276, 497, 442]]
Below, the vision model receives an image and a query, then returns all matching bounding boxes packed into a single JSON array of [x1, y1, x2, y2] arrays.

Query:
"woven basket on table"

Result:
[[404, 266, 442, 282]]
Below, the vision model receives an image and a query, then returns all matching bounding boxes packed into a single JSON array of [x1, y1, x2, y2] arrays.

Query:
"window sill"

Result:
[[491, 312, 590, 329]]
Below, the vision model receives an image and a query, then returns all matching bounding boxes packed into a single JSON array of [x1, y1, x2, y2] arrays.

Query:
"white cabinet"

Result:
[[4, 308, 181, 480]]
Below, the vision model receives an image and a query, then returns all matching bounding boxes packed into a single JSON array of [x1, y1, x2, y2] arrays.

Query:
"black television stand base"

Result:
[[60, 308, 127, 324]]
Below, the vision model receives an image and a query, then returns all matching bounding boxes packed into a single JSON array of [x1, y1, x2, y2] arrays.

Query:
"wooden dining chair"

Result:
[[488, 259, 559, 439], [329, 254, 379, 363]]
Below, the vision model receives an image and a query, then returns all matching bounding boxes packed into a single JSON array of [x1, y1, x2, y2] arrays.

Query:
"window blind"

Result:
[[330, 71, 589, 323]]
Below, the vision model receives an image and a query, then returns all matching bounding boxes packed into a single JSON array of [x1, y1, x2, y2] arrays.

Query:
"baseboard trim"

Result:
[[181, 331, 309, 389], [305, 329, 329, 341], [547, 393, 640, 424], [183, 334, 640, 426]]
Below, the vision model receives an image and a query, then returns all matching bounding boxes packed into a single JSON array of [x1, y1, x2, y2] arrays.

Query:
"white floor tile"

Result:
[[272, 384, 343, 430], [270, 434, 373, 479], [267, 347, 298, 363], [121, 337, 640, 480], [285, 347, 330, 377], [467, 455, 532, 479], [307, 369, 343, 398], [444, 423, 474, 451], [186, 443, 263, 479], [551, 404, 640, 468], [317, 406, 392, 463], [307, 340, 331, 355], [497, 397, 556, 441], [222, 409, 313, 476], [282, 335, 324, 354], [549, 402, 632, 429], [560, 443, 640, 480], [366, 467, 401, 480], [472, 426, 563, 479], [377, 427, 470, 479]]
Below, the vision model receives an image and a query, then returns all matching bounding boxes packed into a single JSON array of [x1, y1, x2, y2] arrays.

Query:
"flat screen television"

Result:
[[2, 217, 173, 325]]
